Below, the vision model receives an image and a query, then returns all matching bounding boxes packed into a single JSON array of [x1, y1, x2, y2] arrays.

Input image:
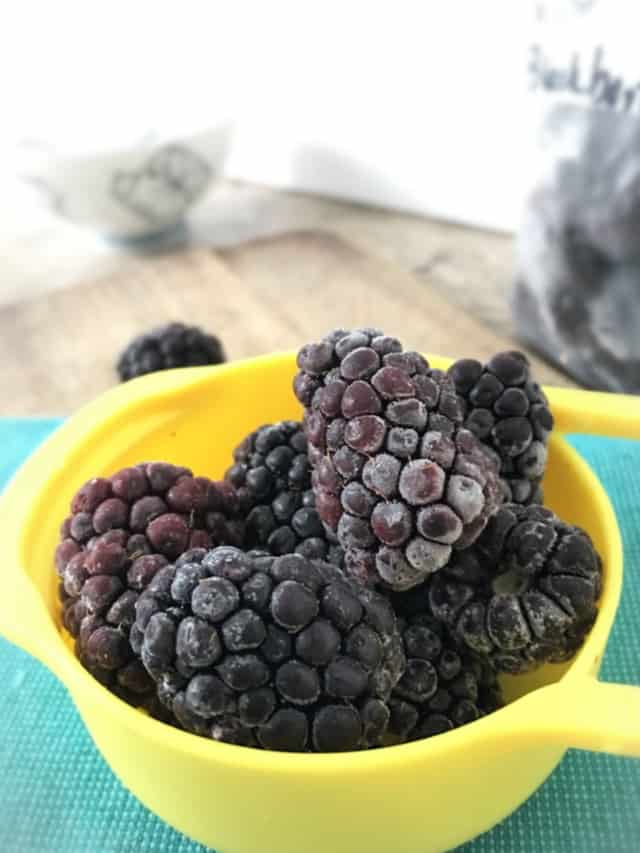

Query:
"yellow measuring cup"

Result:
[[0, 352, 639, 853]]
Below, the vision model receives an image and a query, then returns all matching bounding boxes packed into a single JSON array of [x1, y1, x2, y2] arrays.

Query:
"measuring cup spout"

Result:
[[0, 554, 54, 668]]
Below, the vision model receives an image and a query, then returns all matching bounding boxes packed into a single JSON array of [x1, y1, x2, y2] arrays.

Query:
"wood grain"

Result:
[[0, 231, 571, 416], [219, 232, 567, 380]]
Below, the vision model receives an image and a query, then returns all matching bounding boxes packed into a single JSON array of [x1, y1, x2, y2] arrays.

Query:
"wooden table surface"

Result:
[[1, 179, 571, 417]]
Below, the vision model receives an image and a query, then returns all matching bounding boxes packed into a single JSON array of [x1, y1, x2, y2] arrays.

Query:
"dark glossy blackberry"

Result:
[[225, 421, 344, 566], [448, 352, 553, 505], [136, 548, 406, 752], [423, 503, 602, 673], [117, 323, 225, 381], [56, 463, 245, 705], [294, 329, 503, 591], [388, 613, 503, 742]]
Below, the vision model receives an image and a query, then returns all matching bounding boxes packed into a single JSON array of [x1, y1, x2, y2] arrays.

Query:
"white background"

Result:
[[1, 1, 534, 232]]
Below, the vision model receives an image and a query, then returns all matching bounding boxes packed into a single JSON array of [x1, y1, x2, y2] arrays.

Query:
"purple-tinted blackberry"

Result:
[[56, 464, 245, 705], [424, 504, 602, 673], [225, 421, 344, 566], [117, 322, 225, 381], [388, 613, 503, 741], [136, 548, 406, 752], [448, 352, 554, 505], [294, 329, 503, 591]]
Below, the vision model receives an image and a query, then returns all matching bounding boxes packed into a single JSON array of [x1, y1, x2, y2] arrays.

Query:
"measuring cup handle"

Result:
[[545, 386, 640, 441], [523, 678, 640, 758]]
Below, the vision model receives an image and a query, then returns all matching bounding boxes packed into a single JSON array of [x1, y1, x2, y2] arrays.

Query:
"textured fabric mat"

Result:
[[1, 419, 639, 853]]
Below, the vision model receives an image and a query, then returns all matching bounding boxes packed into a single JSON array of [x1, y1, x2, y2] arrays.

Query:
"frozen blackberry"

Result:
[[448, 351, 553, 505], [423, 503, 602, 673], [388, 612, 503, 742], [294, 328, 503, 591], [56, 463, 244, 704], [136, 548, 406, 752], [225, 421, 343, 566], [117, 322, 225, 381]]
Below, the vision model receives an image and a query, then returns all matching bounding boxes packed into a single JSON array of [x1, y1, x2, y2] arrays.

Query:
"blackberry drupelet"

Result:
[[136, 548, 406, 751], [448, 351, 553, 505], [56, 463, 244, 704], [117, 322, 225, 381], [225, 420, 343, 565], [424, 503, 602, 673], [388, 613, 503, 741], [293, 328, 503, 591]]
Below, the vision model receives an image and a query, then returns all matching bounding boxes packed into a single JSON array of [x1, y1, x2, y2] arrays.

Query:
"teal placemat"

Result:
[[1, 420, 639, 852]]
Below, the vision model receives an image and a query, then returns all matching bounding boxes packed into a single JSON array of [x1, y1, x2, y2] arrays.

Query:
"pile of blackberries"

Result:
[[55, 328, 601, 753]]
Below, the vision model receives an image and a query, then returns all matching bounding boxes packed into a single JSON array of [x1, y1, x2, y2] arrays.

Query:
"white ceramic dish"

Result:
[[16, 123, 233, 239]]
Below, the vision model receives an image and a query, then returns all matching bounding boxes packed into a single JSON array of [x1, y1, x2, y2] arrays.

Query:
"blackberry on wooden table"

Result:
[[117, 322, 225, 381]]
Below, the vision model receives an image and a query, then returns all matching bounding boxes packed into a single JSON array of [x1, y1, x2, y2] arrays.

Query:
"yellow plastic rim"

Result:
[[0, 352, 623, 773]]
